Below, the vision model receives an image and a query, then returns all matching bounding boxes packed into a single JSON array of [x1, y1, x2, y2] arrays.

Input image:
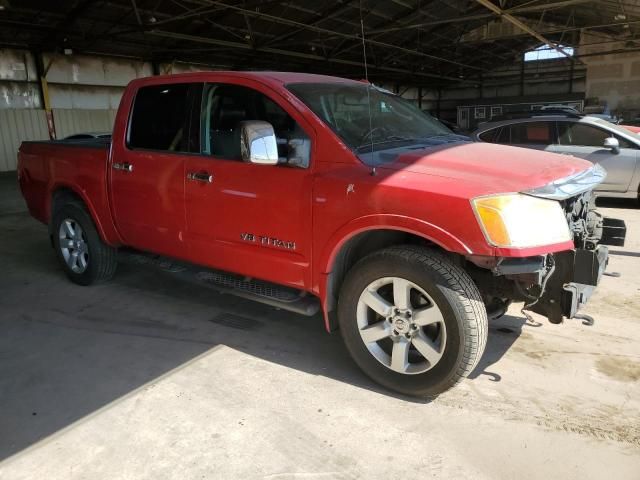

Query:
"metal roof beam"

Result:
[[39, 0, 97, 47], [367, 0, 596, 35], [262, 2, 354, 47], [160, 0, 485, 71], [474, 0, 583, 63], [147, 29, 477, 83], [459, 18, 640, 44]]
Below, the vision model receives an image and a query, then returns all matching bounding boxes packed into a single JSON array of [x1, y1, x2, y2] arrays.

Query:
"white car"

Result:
[[471, 113, 640, 200]]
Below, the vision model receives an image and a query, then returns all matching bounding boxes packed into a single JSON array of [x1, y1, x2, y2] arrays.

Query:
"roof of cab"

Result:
[[128, 71, 362, 88]]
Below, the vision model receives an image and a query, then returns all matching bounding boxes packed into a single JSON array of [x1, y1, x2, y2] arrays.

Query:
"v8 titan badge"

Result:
[[241, 232, 296, 250]]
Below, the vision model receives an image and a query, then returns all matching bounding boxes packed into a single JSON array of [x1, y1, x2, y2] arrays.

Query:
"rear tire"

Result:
[[52, 201, 117, 285], [338, 245, 487, 397]]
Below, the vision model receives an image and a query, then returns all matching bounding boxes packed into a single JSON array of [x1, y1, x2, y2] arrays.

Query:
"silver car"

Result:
[[471, 114, 640, 200]]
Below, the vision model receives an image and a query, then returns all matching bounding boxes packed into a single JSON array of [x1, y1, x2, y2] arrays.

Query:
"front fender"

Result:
[[318, 214, 473, 275], [315, 215, 474, 332]]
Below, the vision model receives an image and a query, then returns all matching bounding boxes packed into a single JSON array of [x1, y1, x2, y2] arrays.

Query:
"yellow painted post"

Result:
[[35, 52, 57, 140]]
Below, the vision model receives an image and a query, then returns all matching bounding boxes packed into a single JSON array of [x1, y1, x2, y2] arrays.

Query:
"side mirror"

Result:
[[239, 121, 279, 165], [604, 137, 620, 153]]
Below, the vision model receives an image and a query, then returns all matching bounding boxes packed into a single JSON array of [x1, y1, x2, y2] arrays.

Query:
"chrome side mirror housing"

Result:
[[604, 136, 620, 153], [239, 121, 279, 165]]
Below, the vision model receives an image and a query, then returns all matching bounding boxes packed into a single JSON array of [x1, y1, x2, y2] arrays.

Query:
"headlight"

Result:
[[472, 193, 572, 248], [522, 164, 606, 200]]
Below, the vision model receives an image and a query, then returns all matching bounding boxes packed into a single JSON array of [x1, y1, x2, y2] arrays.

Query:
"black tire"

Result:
[[52, 201, 117, 285], [338, 245, 487, 397]]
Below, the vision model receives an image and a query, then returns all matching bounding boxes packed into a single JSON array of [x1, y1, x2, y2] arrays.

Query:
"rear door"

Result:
[[109, 82, 201, 258], [184, 82, 315, 289], [550, 120, 638, 192]]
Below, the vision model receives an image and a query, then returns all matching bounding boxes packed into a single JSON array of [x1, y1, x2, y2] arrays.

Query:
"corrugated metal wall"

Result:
[[53, 109, 118, 139], [0, 49, 144, 172], [0, 49, 224, 171], [0, 109, 49, 171], [0, 109, 118, 171]]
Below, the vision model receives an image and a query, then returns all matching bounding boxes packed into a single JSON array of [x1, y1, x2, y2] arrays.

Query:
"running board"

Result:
[[119, 250, 320, 316]]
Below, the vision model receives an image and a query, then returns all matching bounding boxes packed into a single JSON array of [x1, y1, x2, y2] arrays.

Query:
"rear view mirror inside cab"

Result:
[[341, 94, 370, 106]]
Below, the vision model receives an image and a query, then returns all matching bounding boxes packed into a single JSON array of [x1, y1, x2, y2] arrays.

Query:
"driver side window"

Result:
[[200, 83, 311, 167]]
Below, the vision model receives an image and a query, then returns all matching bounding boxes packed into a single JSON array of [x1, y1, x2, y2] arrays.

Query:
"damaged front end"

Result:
[[469, 165, 627, 324]]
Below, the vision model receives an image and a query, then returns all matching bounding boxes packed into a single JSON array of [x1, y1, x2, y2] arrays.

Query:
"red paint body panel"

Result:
[[621, 124, 640, 134], [17, 142, 122, 245], [17, 71, 594, 330]]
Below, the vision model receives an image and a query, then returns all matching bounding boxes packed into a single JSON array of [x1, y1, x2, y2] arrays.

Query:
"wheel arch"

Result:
[[48, 184, 114, 246], [320, 219, 471, 331]]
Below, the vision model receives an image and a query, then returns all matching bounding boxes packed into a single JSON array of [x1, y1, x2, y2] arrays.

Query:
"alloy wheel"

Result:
[[58, 218, 89, 274], [356, 277, 447, 374]]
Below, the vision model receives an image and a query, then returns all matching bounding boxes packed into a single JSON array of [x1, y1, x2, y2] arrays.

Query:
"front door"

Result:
[[550, 121, 638, 192], [184, 82, 315, 289], [109, 82, 201, 258]]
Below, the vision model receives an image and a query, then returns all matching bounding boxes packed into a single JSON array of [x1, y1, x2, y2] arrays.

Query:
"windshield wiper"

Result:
[[420, 133, 469, 143], [355, 135, 417, 152], [424, 133, 457, 138]]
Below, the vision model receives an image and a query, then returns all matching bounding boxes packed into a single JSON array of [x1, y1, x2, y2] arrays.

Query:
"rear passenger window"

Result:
[[128, 84, 194, 152], [510, 122, 554, 145]]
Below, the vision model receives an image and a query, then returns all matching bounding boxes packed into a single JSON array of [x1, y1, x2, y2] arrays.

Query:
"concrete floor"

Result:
[[0, 171, 638, 479]]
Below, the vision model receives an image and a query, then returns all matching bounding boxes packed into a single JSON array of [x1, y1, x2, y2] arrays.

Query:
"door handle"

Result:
[[187, 171, 213, 183], [113, 162, 134, 172]]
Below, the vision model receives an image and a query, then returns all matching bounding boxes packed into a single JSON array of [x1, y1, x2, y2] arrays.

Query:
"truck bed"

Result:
[[18, 138, 117, 244]]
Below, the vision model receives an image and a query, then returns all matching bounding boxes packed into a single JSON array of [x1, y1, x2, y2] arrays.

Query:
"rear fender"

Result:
[[48, 183, 121, 246]]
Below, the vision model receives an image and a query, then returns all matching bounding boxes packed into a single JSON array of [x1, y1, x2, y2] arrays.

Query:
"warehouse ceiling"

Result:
[[0, 0, 639, 86]]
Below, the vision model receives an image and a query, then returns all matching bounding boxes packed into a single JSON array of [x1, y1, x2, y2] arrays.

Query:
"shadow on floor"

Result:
[[469, 315, 531, 382], [0, 171, 26, 216], [608, 249, 640, 258], [0, 176, 528, 462], [0, 213, 394, 461]]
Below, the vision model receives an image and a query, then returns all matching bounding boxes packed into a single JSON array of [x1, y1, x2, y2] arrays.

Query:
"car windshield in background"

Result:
[[287, 82, 466, 163]]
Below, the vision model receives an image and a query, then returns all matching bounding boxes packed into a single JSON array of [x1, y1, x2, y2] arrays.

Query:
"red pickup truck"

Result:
[[18, 72, 625, 396]]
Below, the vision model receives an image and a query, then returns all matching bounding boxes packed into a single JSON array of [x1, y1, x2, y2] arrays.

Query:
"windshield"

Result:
[[287, 82, 464, 162]]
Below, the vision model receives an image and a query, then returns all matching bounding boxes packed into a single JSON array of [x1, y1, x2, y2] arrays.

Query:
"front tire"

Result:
[[338, 245, 487, 397], [52, 201, 117, 285]]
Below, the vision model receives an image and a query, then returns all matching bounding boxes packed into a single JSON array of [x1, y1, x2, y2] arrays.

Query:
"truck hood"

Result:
[[378, 142, 593, 194]]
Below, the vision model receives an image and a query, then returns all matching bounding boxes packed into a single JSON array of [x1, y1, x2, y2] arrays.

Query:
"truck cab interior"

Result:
[[202, 84, 307, 164]]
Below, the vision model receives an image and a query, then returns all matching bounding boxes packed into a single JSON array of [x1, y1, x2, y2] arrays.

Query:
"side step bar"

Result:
[[119, 250, 321, 316]]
